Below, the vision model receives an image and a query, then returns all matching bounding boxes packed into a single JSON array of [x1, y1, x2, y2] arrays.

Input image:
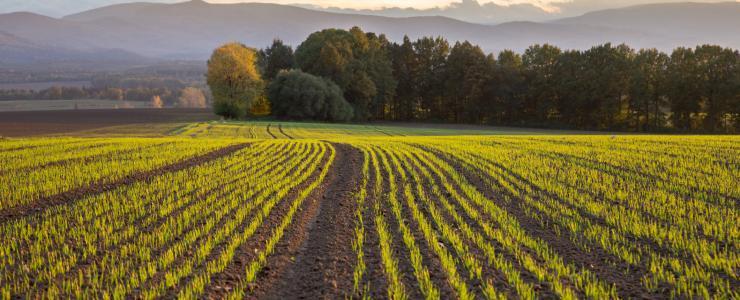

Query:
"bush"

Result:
[[268, 70, 354, 122]]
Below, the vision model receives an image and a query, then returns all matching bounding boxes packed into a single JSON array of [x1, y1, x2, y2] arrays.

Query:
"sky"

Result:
[[0, 0, 735, 17]]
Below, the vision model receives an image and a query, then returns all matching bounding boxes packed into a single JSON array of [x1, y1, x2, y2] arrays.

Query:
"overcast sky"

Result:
[[0, 0, 735, 17]]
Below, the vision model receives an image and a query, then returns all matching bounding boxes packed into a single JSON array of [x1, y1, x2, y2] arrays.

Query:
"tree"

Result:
[[553, 49, 588, 127], [363, 32, 397, 120], [694, 45, 739, 132], [494, 50, 526, 125], [177, 87, 207, 108], [413, 36, 449, 120], [666, 47, 701, 130], [261, 39, 295, 80], [295, 27, 395, 121], [207, 42, 264, 119], [581, 43, 634, 129], [630, 49, 668, 131], [268, 70, 354, 122], [150, 95, 163, 108], [444, 41, 490, 123], [523, 44, 562, 125], [389, 36, 418, 120]]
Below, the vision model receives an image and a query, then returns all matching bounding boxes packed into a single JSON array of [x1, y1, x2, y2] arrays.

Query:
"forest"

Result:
[[210, 27, 739, 133]]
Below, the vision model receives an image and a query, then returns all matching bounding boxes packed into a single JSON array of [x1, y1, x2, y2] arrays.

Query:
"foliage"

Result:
[[259, 39, 296, 80], [207, 43, 264, 119], [268, 70, 353, 122], [177, 87, 207, 108], [294, 27, 395, 121], [150, 95, 163, 108]]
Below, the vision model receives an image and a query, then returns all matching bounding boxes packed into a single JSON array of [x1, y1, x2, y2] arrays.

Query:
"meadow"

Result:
[[0, 121, 737, 299]]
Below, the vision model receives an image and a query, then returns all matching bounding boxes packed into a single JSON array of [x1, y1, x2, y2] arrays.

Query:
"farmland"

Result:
[[0, 121, 738, 299]]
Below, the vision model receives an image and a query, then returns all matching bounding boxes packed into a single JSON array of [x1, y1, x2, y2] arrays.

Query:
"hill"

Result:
[[0, 0, 737, 62], [0, 29, 147, 66], [553, 2, 740, 47]]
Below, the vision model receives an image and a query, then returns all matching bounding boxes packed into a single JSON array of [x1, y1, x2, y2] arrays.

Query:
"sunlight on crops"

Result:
[[0, 124, 737, 299]]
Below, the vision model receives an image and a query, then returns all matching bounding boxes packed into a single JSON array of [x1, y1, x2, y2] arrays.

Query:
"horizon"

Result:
[[1, 0, 737, 20]]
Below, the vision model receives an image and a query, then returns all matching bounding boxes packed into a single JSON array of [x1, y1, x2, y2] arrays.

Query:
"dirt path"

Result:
[[0, 143, 249, 223], [257, 143, 361, 299], [203, 143, 362, 299]]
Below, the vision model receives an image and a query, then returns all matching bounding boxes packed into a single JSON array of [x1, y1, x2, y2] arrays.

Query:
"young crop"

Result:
[[1, 130, 736, 299]]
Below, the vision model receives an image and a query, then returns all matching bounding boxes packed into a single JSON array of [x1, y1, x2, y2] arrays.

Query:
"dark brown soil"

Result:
[[369, 148, 424, 300], [259, 143, 361, 299], [399, 150, 532, 298], [422, 146, 661, 299], [0, 143, 249, 223], [376, 148, 457, 298], [358, 155, 389, 299], [0, 108, 217, 137], [202, 143, 361, 300]]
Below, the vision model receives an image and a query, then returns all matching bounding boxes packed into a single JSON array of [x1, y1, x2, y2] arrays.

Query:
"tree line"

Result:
[[0, 86, 208, 108], [207, 26, 740, 132]]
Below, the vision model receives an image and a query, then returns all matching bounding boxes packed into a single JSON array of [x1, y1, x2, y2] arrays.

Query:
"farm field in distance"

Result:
[[1, 120, 738, 299]]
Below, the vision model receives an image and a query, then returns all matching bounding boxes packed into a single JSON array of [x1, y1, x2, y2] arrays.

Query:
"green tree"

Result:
[[666, 47, 701, 130], [261, 39, 295, 80], [694, 45, 739, 132], [553, 49, 588, 128], [389, 36, 419, 120], [362, 32, 397, 120], [630, 49, 668, 131], [268, 70, 353, 122], [582, 43, 635, 129], [494, 50, 526, 125], [523, 44, 562, 125], [444, 41, 490, 123], [413, 36, 449, 120], [207, 43, 264, 119], [295, 27, 394, 121]]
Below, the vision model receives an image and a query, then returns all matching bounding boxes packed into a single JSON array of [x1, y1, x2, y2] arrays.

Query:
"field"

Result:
[[1, 119, 738, 299], [0, 99, 151, 112]]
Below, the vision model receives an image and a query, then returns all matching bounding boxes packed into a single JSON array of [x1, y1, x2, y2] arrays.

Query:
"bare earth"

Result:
[[0, 108, 217, 137]]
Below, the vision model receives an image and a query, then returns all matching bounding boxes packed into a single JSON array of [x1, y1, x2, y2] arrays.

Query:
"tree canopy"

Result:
[[210, 27, 739, 132], [259, 39, 295, 81], [294, 27, 396, 121], [207, 43, 264, 119], [268, 70, 353, 122]]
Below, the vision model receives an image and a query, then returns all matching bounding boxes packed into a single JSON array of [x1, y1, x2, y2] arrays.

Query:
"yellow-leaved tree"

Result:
[[207, 42, 264, 119]]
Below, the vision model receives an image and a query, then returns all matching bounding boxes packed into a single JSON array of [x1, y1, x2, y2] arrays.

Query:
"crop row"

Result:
[[0, 139, 333, 299], [0, 138, 235, 211], [171, 121, 504, 139], [411, 135, 738, 298], [349, 135, 738, 299]]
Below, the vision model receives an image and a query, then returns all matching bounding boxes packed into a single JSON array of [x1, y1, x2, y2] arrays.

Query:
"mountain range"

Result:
[[0, 0, 738, 66]]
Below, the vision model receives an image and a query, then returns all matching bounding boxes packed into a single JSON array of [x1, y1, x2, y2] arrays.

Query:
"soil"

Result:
[[260, 143, 361, 299], [378, 148, 457, 298], [422, 146, 662, 299], [203, 143, 362, 299], [0, 143, 249, 223], [0, 108, 217, 137]]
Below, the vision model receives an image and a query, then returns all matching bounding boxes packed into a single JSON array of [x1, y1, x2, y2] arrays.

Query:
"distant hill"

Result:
[[295, 0, 555, 24], [0, 23, 148, 67], [553, 2, 740, 48], [0, 0, 737, 63]]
